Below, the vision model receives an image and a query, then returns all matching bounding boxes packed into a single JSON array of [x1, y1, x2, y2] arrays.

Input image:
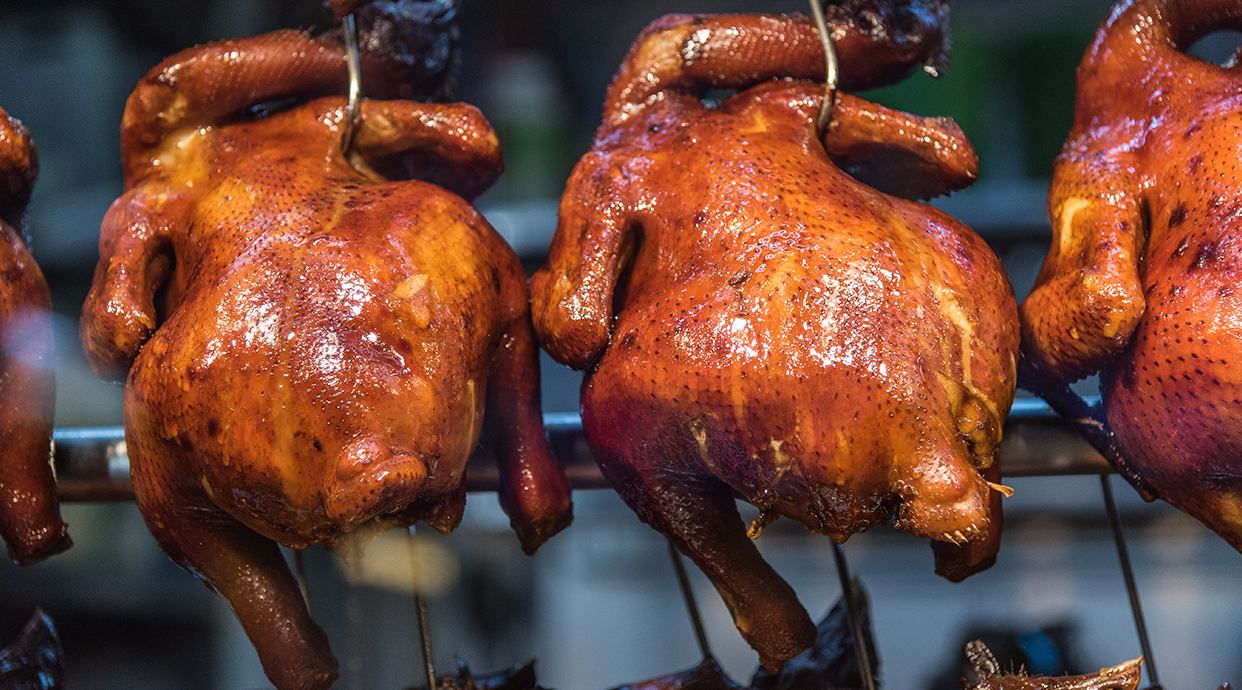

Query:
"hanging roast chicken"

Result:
[[532, 4, 1019, 672], [80, 24, 571, 690], [0, 108, 69, 565], [1021, 0, 1242, 548]]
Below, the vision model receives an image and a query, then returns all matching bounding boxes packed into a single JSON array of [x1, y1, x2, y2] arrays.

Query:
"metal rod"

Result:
[[1099, 475, 1162, 689], [407, 527, 437, 690], [340, 12, 363, 156], [808, 0, 839, 132], [1020, 358, 1155, 500], [666, 539, 712, 660], [830, 543, 876, 690], [48, 401, 1112, 503], [344, 537, 364, 690]]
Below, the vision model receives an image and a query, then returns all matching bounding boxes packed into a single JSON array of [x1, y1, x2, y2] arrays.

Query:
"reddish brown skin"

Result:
[[965, 646, 1141, 690], [80, 31, 570, 690], [0, 109, 69, 565], [1021, 0, 1242, 548], [532, 13, 1017, 672]]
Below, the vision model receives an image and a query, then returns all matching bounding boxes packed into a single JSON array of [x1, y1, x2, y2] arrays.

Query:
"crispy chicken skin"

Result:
[[0, 109, 69, 565], [532, 9, 1017, 672], [962, 641, 1141, 690], [81, 30, 570, 690], [1021, 0, 1242, 548]]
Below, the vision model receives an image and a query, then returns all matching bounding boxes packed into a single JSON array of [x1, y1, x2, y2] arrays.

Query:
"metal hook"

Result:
[[406, 527, 437, 690], [831, 543, 877, 690], [666, 540, 712, 660], [1099, 476, 1163, 690], [341, 12, 363, 156], [808, 0, 840, 133]]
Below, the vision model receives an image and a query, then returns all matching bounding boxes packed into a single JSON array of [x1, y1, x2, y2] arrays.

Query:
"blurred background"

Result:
[[0, 0, 1240, 687]]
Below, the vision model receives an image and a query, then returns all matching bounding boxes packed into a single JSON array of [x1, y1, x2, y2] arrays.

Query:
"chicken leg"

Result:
[[0, 109, 69, 565]]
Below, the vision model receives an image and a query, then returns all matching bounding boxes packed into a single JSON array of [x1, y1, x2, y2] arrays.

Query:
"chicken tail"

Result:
[[323, 437, 429, 530]]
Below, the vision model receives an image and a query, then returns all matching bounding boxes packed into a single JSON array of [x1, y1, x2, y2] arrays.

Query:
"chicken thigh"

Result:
[[0, 108, 69, 565], [81, 31, 570, 690], [1021, 0, 1242, 548], [532, 8, 1018, 671]]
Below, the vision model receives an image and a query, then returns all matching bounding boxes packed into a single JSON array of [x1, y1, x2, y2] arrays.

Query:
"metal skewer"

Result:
[[831, 543, 876, 690], [340, 12, 363, 156], [1099, 476, 1162, 689], [407, 527, 437, 690], [808, 0, 839, 132], [666, 540, 712, 660], [344, 537, 365, 690]]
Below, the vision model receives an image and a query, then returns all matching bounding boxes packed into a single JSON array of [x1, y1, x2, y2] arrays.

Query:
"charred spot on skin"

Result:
[[1168, 204, 1188, 228], [206, 418, 221, 436], [728, 269, 750, 286], [1173, 237, 1191, 257], [693, 210, 708, 226], [1192, 241, 1222, 270]]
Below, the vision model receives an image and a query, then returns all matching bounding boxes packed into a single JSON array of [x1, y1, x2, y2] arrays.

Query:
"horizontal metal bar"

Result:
[[50, 397, 1108, 502]]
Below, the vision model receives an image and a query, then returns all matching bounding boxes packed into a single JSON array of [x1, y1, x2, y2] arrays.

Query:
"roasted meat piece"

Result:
[[0, 109, 69, 565], [961, 641, 1140, 690], [614, 584, 879, 690], [532, 7, 1017, 672], [1021, 0, 1242, 547], [81, 30, 570, 690], [0, 609, 64, 690]]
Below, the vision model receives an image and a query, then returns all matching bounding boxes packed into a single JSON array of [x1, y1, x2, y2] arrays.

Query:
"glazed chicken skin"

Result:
[[532, 9, 1018, 671], [80, 31, 570, 690], [1021, 0, 1242, 548], [0, 109, 69, 565]]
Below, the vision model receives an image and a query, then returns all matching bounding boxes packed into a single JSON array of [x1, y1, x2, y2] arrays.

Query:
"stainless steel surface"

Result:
[[51, 398, 1110, 501]]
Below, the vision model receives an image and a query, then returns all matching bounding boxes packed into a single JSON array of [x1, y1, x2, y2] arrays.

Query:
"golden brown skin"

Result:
[[81, 30, 570, 690], [0, 109, 69, 565], [962, 641, 1141, 690], [532, 12, 1017, 672], [1021, 0, 1242, 548]]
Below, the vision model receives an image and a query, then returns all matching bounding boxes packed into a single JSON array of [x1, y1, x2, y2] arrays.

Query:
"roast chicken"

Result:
[[532, 6, 1019, 671], [962, 642, 1141, 690], [1021, 0, 1242, 548], [0, 109, 69, 565], [80, 29, 570, 690]]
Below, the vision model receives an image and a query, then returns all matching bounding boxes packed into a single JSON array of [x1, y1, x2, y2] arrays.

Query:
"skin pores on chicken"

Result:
[[80, 31, 570, 690], [532, 11, 1018, 672], [1021, 0, 1242, 548], [0, 109, 69, 565]]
